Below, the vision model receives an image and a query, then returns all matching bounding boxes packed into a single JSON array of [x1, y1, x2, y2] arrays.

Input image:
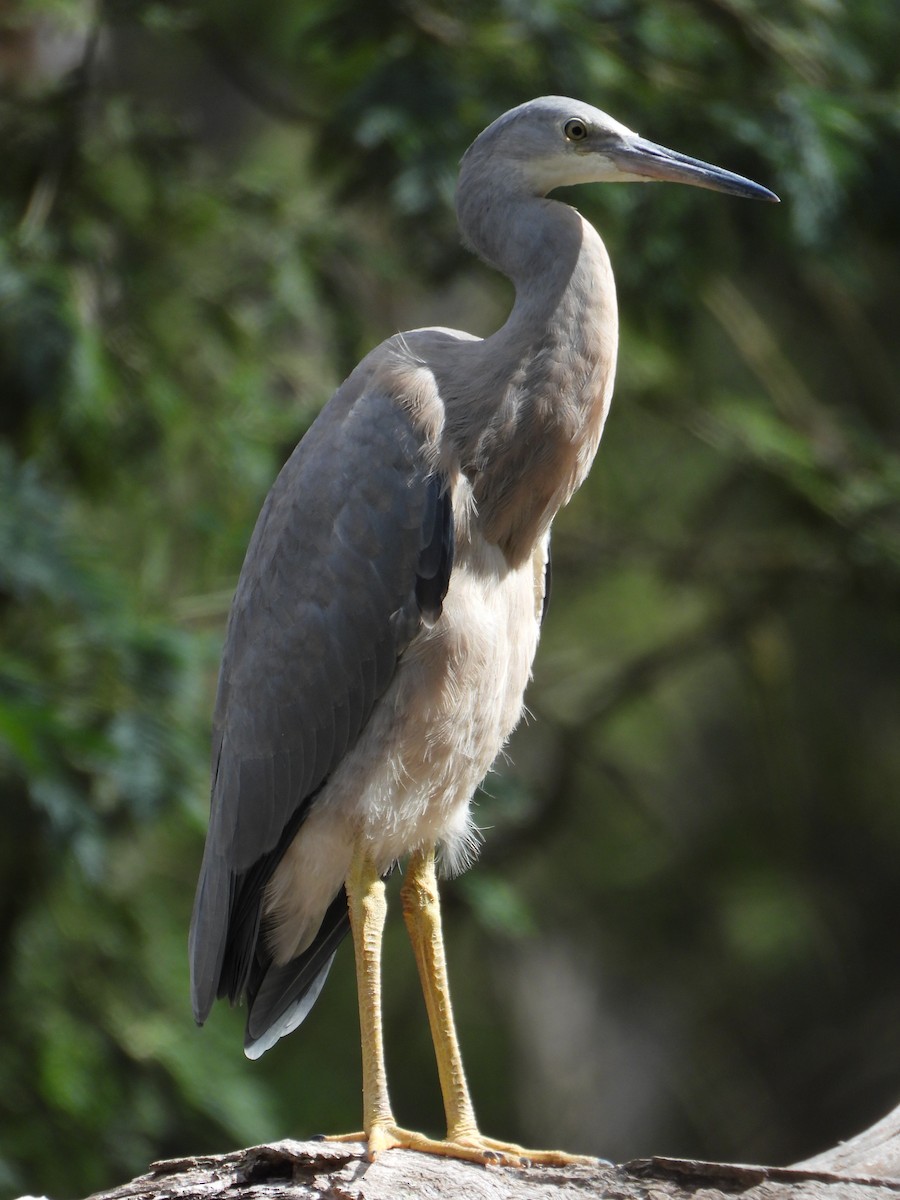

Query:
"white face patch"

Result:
[[518, 146, 649, 193]]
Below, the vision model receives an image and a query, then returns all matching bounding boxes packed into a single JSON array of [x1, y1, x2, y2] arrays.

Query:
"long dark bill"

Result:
[[612, 135, 779, 202]]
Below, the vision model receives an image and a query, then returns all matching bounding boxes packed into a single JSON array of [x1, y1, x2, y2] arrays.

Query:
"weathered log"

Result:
[[28, 1103, 897, 1200]]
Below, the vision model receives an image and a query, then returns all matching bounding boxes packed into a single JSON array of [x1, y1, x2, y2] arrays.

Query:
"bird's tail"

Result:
[[243, 888, 351, 1058]]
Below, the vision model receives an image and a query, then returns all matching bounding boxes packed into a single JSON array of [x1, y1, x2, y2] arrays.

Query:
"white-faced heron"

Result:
[[189, 96, 777, 1166]]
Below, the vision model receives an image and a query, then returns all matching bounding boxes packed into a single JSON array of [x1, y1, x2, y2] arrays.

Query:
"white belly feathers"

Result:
[[263, 514, 549, 966]]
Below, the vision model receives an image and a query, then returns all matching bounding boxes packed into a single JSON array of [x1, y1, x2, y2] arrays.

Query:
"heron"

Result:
[[189, 96, 777, 1167]]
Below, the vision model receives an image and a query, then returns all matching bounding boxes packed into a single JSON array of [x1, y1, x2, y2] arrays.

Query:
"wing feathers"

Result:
[[415, 478, 454, 625], [189, 379, 454, 1038], [244, 888, 351, 1059]]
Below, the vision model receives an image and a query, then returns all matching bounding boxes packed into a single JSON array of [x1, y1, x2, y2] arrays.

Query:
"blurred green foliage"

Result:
[[1, 0, 899, 1196]]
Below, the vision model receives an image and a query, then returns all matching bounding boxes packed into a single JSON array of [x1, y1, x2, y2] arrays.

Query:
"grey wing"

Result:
[[189, 378, 453, 1032]]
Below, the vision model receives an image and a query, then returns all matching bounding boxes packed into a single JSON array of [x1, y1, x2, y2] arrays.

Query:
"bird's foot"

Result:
[[444, 1131, 598, 1168], [324, 1125, 596, 1167]]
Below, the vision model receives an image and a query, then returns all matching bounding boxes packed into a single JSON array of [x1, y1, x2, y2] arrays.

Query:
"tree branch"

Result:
[[38, 1105, 900, 1200]]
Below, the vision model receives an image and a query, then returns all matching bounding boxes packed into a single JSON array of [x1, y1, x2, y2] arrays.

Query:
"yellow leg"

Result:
[[400, 845, 479, 1140], [399, 845, 596, 1167], [348, 847, 394, 1137], [324, 846, 399, 1158]]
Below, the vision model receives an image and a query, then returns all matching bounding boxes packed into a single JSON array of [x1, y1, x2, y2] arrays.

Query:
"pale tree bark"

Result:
[[19, 1103, 900, 1200]]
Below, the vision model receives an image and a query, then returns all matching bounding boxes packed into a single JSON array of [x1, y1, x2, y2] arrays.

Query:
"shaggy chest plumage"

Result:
[[263, 472, 549, 965]]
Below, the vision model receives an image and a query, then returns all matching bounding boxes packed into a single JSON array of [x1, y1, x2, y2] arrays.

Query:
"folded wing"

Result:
[[189, 376, 453, 1048]]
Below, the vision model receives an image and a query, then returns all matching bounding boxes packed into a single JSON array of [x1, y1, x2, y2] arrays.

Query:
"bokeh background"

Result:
[[2, 1, 899, 1196]]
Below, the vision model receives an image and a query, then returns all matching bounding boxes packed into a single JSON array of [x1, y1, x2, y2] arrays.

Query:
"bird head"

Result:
[[463, 96, 778, 203]]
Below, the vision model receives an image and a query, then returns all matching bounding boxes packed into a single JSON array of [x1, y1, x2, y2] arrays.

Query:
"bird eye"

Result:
[[564, 118, 588, 142]]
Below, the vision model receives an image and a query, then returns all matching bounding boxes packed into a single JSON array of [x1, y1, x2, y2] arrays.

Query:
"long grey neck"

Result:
[[442, 172, 619, 564]]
